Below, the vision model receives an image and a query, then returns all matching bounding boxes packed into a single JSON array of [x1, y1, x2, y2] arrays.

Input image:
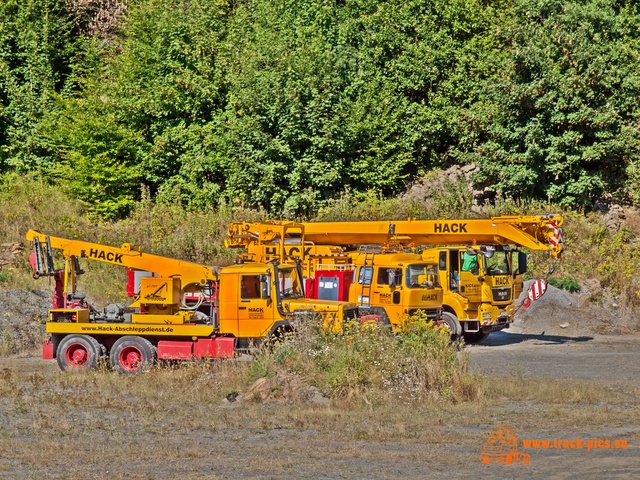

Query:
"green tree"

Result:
[[218, 0, 501, 214], [38, 94, 145, 219], [0, 0, 80, 170], [106, 0, 231, 208], [468, 0, 640, 208], [5, 0, 639, 217]]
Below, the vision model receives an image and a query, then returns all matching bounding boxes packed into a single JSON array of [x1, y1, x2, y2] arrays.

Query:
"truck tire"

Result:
[[97, 341, 107, 358], [56, 335, 102, 372], [110, 336, 157, 374], [441, 312, 462, 341]]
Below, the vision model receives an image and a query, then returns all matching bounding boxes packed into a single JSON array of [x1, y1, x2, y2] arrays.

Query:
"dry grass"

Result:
[[2, 160, 640, 478], [0, 352, 638, 478]]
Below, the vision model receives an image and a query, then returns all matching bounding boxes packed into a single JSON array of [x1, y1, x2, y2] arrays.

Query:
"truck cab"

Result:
[[237, 240, 444, 330], [347, 250, 443, 328], [218, 262, 357, 340], [432, 245, 527, 341]]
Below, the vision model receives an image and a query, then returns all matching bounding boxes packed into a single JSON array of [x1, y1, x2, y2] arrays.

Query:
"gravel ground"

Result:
[[1, 285, 639, 479]]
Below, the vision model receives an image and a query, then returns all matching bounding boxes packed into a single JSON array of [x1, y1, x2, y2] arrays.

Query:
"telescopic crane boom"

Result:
[[27, 229, 216, 289], [227, 215, 563, 258], [226, 214, 564, 342]]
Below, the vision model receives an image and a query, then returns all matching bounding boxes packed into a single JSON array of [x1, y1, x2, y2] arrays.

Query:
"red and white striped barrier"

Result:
[[521, 278, 548, 308]]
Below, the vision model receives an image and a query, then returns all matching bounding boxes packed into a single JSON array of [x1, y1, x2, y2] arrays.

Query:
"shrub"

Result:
[[548, 276, 581, 293], [251, 311, 481, 404]]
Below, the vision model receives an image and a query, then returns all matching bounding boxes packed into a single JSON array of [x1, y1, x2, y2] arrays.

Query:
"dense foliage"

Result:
[[1, 0, 639, 218]]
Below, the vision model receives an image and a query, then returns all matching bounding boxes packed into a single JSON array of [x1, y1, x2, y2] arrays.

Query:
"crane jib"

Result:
[[433, 223, 468, 233]]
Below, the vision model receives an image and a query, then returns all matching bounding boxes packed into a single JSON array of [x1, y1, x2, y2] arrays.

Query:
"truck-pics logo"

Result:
[[481, 424, 629, 465], [481, 424, 530, 465]]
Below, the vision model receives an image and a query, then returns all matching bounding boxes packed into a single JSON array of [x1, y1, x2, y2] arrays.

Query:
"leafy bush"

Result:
[[548, 276, 580, 293], [470, 0, 640, 210], [252, 312, 481, 404], [0, 0, 83, 170]]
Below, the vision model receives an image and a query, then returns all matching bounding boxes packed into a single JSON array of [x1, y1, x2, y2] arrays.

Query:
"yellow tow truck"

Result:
[[26, 230, 358, 373]]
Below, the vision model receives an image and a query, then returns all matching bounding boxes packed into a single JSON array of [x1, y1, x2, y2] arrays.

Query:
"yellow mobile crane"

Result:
[[293, 215, 564, 342], [226, 222, 444, 333], [26, 230, 358, 373]]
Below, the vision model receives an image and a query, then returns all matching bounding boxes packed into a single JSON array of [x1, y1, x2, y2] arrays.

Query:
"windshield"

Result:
[[277, 267, 303, 298], [483, 251, 511, 275], [406, 264, 440, 288]]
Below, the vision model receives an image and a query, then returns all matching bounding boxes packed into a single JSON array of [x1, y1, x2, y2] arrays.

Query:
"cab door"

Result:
[[371, 267, 402, 318], [456, 250, 482, 300], [350, 265, 373, 304], [237, 273, 276, 338]]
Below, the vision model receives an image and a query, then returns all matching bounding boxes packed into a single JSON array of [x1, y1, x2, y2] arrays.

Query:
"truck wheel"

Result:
[[97, 341, 107, 358], [56, 335, 101, 372], [463, 331, 489, 344], [363, 307, 391, 329], [110, 336, 157, 374], [441, 312, 462, 341]]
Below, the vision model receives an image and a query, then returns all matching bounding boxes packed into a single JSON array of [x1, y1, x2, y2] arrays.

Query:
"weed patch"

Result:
[[250, 312, 482, 404]]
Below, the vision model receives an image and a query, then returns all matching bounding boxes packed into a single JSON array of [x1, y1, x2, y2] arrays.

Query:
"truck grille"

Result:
[[343, 307, 358, 320], [492, 287, 511, 302]]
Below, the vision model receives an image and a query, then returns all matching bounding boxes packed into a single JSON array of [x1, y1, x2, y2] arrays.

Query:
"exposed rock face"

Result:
[[0, 242, 24, 269], [0, 289, 49, 353], [224, 372, 330, 406], [602, 204, 625, 231], [403, 164, 496, 212]]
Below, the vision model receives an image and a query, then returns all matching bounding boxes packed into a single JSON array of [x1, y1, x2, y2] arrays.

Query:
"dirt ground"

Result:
[[1, 284, 639, 479], [1, 332, 639, 479]]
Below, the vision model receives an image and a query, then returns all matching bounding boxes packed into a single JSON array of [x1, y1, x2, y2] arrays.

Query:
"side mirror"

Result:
[[260, 275, 270, 298], [517, 252, 528, 275], [439, 252, 447, 270]]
